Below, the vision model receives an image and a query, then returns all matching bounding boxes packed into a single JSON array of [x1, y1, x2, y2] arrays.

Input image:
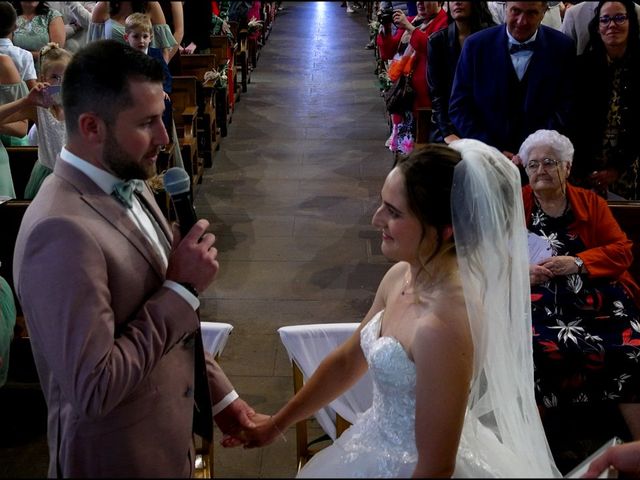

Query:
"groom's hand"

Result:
[[242, 414, 285, 449], [220, 412, 271, 448], [214, 398, 256, 447]]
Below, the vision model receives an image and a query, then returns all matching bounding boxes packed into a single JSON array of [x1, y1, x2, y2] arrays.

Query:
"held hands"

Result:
[[214, 397, 258, 447], [530, 256, 581, 285], [221, 412, 286, 449], [165, 219, 219, 293], [179, 42, 197, 55]]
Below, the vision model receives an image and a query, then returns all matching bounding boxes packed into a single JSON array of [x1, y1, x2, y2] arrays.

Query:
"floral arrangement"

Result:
[[204, 60, 230, 89], [247, 16, 264, 34], [369, 19, 380, 36], [377, 67, 392, 92]]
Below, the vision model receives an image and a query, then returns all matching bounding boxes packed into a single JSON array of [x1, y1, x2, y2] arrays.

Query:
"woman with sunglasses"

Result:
[[520, 129, 640, 447], [571, 0, 640, 200]]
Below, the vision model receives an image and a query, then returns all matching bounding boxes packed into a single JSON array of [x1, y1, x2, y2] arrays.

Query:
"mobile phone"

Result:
[[44, 85, 62, 105]]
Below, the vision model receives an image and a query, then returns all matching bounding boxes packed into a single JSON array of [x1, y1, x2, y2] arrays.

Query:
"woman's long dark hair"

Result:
[[445, 1, 496, 33], [585, 0, 640, 55]]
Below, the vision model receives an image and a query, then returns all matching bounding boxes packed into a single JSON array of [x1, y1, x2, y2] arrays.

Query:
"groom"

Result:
[[13, 40, 263, 477]]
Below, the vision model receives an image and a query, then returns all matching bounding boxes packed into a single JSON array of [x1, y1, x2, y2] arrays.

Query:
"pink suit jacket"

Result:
[[13, 159, 234, 477]]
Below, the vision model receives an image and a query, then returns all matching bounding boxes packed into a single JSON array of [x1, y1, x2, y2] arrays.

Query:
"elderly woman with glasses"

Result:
[[571, 0, 640, 200], [520, 129, 640, 440]]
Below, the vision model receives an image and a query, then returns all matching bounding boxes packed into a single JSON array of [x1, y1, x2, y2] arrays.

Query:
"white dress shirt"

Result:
[[506, 27, 538, 81]]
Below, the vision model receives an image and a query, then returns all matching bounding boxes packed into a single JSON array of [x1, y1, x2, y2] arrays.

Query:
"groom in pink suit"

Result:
[[13, 40, 259, 477]]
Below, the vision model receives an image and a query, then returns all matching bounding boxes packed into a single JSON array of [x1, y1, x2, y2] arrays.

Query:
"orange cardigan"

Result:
[[522, 184, 640, 305]]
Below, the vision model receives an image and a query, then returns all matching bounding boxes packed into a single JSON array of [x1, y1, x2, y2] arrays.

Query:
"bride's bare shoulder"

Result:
[[413, 289, 472, 355]]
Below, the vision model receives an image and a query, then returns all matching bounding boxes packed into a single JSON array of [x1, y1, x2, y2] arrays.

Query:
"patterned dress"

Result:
[[530, 201, 640, 408]]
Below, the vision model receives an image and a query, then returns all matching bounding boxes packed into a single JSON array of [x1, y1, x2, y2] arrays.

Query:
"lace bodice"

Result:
[[359, 311, 416, 451], [298, 311, 418, 478]]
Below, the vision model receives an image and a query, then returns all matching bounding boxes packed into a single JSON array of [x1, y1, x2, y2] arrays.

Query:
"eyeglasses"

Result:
[[525, 158, 560, 172], [599, 13, 628, 26]]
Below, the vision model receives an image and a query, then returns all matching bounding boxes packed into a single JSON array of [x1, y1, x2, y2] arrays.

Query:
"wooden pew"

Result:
[[229, 20, 249, 93], [209, 34, 236, 133], [6, 146, 38, 200], [170, 52, 221, 168], [169, 76, 203, 186], [608, 201, 640, 282]]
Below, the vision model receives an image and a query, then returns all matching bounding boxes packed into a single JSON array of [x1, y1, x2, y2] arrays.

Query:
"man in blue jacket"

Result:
[[449, 1, 575, 163]]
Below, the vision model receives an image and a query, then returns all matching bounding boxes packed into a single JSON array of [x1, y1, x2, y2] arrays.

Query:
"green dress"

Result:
[[0, 82, 28, 199], [88, 19, 177, 49], [13, 9, 63, 73], [0, 276, 17, 387]]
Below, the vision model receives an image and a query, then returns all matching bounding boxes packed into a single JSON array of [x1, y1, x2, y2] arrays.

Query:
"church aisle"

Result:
[[195, 2, 392, 477]]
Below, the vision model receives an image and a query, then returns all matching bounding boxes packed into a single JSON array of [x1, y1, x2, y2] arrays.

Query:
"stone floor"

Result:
[[0, 2, 393, 478]]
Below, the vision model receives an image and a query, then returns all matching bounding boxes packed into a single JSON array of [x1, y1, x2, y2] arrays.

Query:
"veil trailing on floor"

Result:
[[449, 139, 560, 478]]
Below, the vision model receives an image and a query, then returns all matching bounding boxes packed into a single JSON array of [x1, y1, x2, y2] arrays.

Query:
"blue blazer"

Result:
[[449, 24, 576, 153], [148, 46, 172, 94]]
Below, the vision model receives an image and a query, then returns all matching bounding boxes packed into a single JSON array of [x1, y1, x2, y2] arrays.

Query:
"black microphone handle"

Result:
[[171, 192, 198, 238]]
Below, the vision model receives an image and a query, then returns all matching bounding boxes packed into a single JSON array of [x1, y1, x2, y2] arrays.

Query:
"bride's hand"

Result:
[[242, 414, 285, 448]]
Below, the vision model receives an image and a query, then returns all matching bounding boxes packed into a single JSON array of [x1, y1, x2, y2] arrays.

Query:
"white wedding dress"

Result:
[[298, 310, 417, 478], [298, 140, 561, 479], [298, 311, 537, 478]]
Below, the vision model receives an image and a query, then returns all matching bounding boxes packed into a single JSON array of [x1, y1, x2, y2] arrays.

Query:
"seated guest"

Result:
[[89, 1, 176, 63], [0, 1, 37, 89], [427, 1, 495, 144], [571, 0, 640, 200], [0, 53, 28, 198], [0, 43, 71, 198], [46, 2, 95, 53], [11, 1, 65, 69], [520, 129, 640, 439], [561, 0, 640, 55]]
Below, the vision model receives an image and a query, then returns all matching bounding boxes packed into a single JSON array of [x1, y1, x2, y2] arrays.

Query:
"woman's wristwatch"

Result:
[[573, 256, 584, 274]]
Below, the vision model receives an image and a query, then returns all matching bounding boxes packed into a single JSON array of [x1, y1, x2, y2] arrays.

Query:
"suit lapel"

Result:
[[55, 161, 167, 280]]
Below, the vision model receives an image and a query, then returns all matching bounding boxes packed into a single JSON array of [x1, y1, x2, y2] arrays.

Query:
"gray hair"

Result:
[[518, 129, 574, 168]]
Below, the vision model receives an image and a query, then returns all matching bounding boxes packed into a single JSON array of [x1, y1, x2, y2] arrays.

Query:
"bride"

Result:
[[239, 140, 561, 477]]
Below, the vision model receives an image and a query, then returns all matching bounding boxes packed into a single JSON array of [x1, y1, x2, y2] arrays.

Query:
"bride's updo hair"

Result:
[[396, 144, 462, 276]]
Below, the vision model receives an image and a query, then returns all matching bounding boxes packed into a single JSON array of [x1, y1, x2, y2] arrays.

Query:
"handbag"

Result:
[[384, 71, 415, 115]]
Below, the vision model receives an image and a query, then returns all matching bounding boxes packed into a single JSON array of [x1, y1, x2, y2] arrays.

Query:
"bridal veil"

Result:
[[449, 139, 560, 478]]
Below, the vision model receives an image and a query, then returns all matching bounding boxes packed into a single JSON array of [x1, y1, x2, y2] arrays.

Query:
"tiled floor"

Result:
[[0, 2, 393, 478]]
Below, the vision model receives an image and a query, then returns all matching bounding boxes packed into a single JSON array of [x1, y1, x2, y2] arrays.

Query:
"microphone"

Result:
[[163, 167, 197, 237]]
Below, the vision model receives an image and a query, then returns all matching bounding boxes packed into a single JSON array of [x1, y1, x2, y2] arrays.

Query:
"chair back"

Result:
[[278, 323, 373, 469], [201, 321, 234, 359]]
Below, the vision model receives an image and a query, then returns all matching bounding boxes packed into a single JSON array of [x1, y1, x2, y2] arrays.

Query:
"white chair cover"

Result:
[[278, 323, 373, 440], [201, 322, 234, 358]]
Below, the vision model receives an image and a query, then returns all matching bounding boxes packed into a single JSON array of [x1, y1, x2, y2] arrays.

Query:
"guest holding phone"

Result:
[[0, 43, 70, 198]]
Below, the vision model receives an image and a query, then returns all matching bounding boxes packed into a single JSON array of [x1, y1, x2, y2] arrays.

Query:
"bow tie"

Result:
[[509, 42, 536, 54], [112, 179, 144, 209]]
